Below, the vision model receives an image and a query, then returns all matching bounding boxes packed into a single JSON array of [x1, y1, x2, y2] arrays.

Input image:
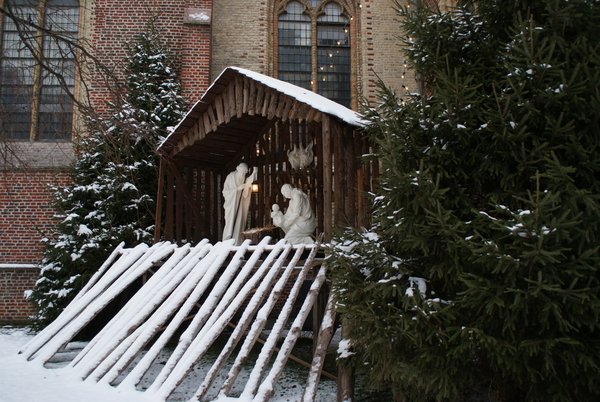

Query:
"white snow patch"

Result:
[[189, 11, 210, 21], [77, 224, 92, 236], [0, 328, 159, 402], [337, 339, 355, 359], [406, 277, 427, 298]]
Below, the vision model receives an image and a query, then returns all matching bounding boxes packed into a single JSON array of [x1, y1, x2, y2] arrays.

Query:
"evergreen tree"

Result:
[[29, 20, 187, 329], [328, 1, 600, 400]]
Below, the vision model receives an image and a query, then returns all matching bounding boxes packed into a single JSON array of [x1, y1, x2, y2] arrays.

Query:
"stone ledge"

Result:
[[0, 264, 40, 270]]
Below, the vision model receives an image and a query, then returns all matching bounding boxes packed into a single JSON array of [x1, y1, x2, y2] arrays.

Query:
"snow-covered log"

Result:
[[22, 239, 335, 402], [302, 293, 336, 402]]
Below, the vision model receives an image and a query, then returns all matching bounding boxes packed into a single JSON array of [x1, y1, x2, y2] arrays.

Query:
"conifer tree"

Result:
[[29, 19, 187, 329], [328, 1, 600, 400]]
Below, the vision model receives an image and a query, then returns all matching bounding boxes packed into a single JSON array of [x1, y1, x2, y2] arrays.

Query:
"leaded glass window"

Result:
[[0, 0, 79, 141], [277, 1, 352, 108], [278, 1, 312, 89], [316, 3, 350, 107]]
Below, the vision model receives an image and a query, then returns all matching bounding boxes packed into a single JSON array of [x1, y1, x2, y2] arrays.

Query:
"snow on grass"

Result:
[[0, 327, 159, 402], [0, 326, 338, 402]]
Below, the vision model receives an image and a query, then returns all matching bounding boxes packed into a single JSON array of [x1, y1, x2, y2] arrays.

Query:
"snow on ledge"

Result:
[[0, 264, 39, 270]]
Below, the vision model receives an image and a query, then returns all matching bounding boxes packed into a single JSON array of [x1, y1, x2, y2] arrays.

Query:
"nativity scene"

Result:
[[22, 67, 378, 402]]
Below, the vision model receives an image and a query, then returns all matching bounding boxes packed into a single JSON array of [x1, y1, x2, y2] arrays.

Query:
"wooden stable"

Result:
[[20, 68, 379, 402], [154, 67, 378, 245]]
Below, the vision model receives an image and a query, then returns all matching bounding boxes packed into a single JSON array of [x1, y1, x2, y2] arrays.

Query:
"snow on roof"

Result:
[[160, 67, 364, 151], [229, 67, 364, 127]]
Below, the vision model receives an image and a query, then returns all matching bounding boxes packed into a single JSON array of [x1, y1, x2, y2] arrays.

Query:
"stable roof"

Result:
[[157, 66, 363, 167]]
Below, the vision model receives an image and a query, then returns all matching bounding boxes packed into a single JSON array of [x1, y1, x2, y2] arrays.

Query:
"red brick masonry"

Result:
[[0, 265, 39, 325], [0, 170, 70, 264], [0, 171, 66, 324]]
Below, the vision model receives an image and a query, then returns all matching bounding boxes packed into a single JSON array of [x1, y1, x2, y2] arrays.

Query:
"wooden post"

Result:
[[337, 319, 355, 402], [312, 281, 328, 352], [302, 295, 337, 402], [164, 166, 174, 242], [154, 158, 165, 243], [322, 115, 332, 241]]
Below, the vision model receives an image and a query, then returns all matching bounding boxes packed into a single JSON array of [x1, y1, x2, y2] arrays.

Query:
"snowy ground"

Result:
[[0, 326, 341, 402]]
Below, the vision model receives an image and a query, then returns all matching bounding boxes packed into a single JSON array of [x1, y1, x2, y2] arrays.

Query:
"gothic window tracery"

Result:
[[0, 0, 79, 141], [277, 0, 352, 108]]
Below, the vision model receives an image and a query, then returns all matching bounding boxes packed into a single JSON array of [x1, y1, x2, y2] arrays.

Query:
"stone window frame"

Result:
[[0, 0, 80, 142], [274, 0, 357, 109]]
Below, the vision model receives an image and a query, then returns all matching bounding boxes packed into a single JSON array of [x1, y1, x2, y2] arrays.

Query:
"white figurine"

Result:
[[271, 184, 316, 244], [287, 141, 314, 169], [222, 163, 257, 245]]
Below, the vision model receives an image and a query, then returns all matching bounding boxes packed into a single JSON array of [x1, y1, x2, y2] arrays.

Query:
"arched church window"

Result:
[[0, 0, 80, 141], [277, 0, 352, 108]]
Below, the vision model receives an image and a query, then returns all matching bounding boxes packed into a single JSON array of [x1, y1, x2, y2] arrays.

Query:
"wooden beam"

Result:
[[302, 296, 337, 402], [313, 111, 323, 123], [255, 82, 265, 114], [207, 104, 218, 133], [223, 86, 232, 124], [280, 98, 296, 121], [337, 320, 355, 402], [248, 78, 257, 116], [266, 91, 280, 120], [164, 169, 174, 242], [243, 75, 251, 114], [322, 115, 332, 241], [235, 74, 244, 119], [214, 93, 225, 125], [305, 107, 317, 122], [203, 112, 212, 138], [228, 83, 236, 122], [154, 158, 166, 243], [274, 93, 290, 119], [333, 123, 342, 225], [175, 170, 184, 244], [261, 88, 272, 117]]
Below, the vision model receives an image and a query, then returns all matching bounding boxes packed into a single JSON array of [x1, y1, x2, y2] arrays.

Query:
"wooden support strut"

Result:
[[302, 294, 338, 402], [252, 264, 330, 402]]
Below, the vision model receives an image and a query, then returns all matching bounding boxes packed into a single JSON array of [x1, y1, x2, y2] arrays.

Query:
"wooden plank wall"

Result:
[[155, 159, 225, 244], [156, 121, 376, 245], [241, 117, 378, 241], [244, 118, 322, 234]]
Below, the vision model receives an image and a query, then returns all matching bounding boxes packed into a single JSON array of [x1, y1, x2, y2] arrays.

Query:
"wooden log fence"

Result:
[[20, 239, 345, 402]]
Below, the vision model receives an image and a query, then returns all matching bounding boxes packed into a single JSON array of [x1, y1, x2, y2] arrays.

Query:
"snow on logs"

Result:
[[20, 239, 335, 402]]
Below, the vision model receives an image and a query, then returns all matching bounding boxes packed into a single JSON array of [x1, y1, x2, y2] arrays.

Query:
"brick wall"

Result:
[[85, 0, 213, 114], [360, 0, 418, 105], [0, 266, 39, 325], [0, 1, 214, 325], [211, 0, 411, 108], [0, 170, 70, 265], [211, 0, 269, 81]]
